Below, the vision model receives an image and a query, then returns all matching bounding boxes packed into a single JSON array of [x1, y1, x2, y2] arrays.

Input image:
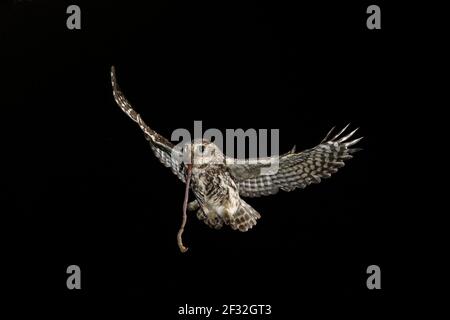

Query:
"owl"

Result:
[[111, 67, 362, 245]]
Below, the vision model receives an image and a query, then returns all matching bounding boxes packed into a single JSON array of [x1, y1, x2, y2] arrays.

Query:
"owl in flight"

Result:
[[111, 66, 362, 250]]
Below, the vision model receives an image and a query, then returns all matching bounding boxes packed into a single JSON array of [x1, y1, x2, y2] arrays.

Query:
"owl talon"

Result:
[[187, 200, 200, 211]]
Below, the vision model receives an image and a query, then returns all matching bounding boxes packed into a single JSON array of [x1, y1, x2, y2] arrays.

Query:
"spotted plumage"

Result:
[[111, 66, 362, 232]]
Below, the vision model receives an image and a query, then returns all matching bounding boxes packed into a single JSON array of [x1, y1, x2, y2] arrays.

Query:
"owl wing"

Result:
[[111, 66, 186, 182], [227, 125, 362, 197]]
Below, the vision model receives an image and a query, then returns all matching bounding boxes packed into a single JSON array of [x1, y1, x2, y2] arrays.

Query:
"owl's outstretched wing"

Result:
[[227, 125, 362, 197], [111, 66, 186, 182]]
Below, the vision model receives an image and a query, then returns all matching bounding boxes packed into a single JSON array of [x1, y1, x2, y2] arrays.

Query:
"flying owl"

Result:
[[111, 66, 362, 250]]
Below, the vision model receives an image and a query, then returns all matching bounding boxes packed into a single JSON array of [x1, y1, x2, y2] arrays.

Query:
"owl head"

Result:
[[184, 139, 224, 166]]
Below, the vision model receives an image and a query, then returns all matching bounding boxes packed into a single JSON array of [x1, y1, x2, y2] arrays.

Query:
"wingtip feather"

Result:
[[331, 123, 351, 141]]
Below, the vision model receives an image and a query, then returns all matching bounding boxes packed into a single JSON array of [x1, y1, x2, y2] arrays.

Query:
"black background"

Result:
[[3, 0, 410, 317]]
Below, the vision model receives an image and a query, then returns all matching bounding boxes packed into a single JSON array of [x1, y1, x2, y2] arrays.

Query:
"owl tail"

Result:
[[230, 200, 261, 232]]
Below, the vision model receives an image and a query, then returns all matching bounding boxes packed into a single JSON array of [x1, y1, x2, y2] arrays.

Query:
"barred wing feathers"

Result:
[[230, 125, 362, 197], [111, 66, 186, 182]]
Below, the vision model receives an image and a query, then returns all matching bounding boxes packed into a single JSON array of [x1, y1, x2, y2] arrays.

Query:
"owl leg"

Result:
[[195, 206, 223, 230], [187, 200, 199, 211], [205, 212, 223, 230]]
